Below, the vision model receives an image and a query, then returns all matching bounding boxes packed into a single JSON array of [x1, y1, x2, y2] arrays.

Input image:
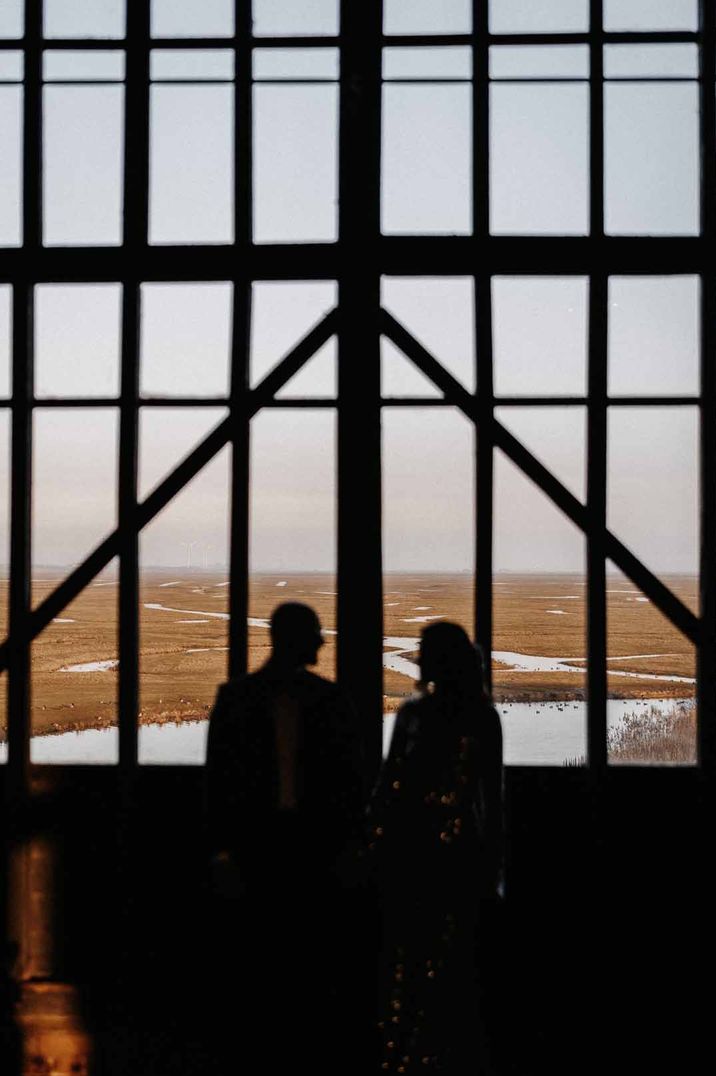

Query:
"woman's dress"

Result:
[[368, 692, 503, 1074]]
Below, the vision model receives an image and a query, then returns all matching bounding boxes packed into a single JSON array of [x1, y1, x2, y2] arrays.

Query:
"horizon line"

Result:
[[0, 566, 700, 578]]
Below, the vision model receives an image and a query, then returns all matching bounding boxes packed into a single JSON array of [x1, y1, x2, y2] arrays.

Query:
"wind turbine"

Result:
[[203, 544, 213, 570], [180, 541, 199, 569]]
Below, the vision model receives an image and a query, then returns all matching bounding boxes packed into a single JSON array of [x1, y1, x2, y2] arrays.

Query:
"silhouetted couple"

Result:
[[206, 602, 503, 1075]]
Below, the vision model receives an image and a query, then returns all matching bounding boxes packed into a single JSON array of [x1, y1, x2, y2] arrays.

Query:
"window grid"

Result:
[[0, 1, 713, 785]]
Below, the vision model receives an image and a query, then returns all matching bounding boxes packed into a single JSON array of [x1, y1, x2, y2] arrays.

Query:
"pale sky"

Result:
[[0, 0, 703, 577]]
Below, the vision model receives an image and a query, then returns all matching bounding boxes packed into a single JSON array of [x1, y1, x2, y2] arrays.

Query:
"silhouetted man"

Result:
[[205, 602, 365, 1072]]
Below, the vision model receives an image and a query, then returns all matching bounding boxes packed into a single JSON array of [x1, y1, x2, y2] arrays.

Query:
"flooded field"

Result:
[[0, 570, 698, 764]]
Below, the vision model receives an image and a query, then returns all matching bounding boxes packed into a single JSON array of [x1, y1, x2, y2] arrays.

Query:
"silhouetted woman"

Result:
[[368, 622, 503, 1074]]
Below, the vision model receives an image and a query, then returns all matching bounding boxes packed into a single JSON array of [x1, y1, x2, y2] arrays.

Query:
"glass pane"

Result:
[[604, 0, 698, 31], [382, 408, 474, 730], [151, 0, 234, 38], [607, 565, 696, 766], [494, 450, 587, 765], [250, 281, 337, 386], [490, 0, 589, 33], [140, 283, 232, 398], [382, 276, 475, 391], [384, 0, 471, 35], [0, 286, 10, 396], [382, 84, 472, 235], [0, 86, 22, 247], [252, 0, 339, 37], [33, 409, 118, 601], [491, 83, 588, 235], [496, 406, 586, 503], [44, 0, 126, 38], [139, 414, 230, 764], [608, 277, 699, 397], [253, 48, 338, 81], [274, 337, 336, 399], [150, 50, 234, 81], [493, 277, 588, 397], [149, 84, 233, 244], [43, 85, 124, 245], [250, 409, 336, 679], [31, 559, 119, 765], [138, 407, 227, 501], [604, 44, 698, 79], [490, 45, 589, 79], [383, 47, 472, 80], [605, 84, 699, 236], [43, 50, 125, 81], [35, 284, 121, 398], [608, 407, 699, 578], [0, 2, 23, 38], [0, 52, 23, 80], [253, 84, 338, 243], [381, 337, 444, 398]]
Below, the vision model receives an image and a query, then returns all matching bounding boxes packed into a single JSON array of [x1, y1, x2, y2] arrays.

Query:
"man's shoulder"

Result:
[[214, 672, 267, 706], [218, 669, 343, 700], [301, 669, 341, 693], [295, 670, 351, 710]]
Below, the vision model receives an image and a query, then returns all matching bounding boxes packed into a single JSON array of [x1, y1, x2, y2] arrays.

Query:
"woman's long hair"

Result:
[[418, 621, 487, 701]]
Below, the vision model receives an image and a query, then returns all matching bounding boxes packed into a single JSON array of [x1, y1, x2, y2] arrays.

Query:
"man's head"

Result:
[[270, 602, 324, 668]]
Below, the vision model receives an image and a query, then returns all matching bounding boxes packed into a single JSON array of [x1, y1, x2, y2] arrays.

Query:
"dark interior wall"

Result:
[[1, 766, 709, 1075]]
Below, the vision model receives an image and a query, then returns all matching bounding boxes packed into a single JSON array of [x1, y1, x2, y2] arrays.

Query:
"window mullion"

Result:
[[473, 3, 493, 688], [698, 0, 716, 773], [228, 0, 252, 682], [337, 0, 383, 774], [118, 0, 150, 770]]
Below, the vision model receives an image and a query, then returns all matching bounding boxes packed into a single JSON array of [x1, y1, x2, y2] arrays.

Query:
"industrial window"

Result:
[[0, 1, 713, 775]]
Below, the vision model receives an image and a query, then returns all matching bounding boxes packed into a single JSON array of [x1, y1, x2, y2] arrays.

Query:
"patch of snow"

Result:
[[144, 602, 229, 621], [60, 659, 118, 673]]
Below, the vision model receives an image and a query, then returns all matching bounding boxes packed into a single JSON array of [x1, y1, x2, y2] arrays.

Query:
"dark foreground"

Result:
[[0, 765, 709, 1076]]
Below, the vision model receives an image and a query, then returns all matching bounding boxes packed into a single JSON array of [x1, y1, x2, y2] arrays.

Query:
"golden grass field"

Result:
[[0, 570, 698, 739]]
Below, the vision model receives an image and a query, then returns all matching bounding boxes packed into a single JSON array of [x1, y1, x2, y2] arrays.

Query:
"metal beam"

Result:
[[0, 312, 337, 674], [0, 236, 712, 284], [698, 0, 716, 773], [337, 0, 384, 773], [473, 3, 493, 687], [117, 0, 150, 771], [227, 0, 253, 683], [381, 309, 700, 645]]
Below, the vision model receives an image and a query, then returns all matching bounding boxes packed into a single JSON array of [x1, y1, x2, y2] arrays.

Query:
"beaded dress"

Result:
[[368, 690, 503, 1074]]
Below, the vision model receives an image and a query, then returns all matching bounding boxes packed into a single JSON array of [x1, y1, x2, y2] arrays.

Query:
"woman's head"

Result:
[[419, 621, 485, 696]]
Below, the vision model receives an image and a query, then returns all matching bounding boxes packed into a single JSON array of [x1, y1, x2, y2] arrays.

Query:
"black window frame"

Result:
[[1, 1, 714, 789]]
